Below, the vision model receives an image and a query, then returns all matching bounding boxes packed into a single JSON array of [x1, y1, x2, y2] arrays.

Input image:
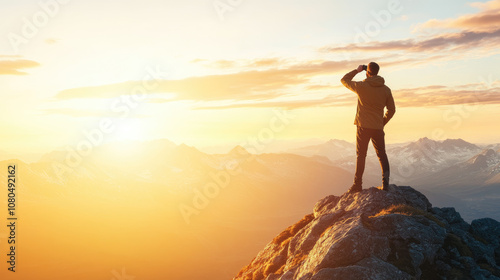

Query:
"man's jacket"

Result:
[[341, 70, 396, 130]]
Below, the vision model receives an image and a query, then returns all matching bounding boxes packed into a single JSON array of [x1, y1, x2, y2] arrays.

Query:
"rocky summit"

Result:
[[233, 185, 500, 280]]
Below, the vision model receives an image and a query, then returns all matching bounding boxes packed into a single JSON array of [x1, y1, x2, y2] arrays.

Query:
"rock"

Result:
[[471, 218, 500, 267], [432, 207, 470, 231], [309, 257, 412, 280], [233, 185, 500, 280], [266, 274, 280, 280], [471, 218, 500, 246], [313, 195, 340, 218]]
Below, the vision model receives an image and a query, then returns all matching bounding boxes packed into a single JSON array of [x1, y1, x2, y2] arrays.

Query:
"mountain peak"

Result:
[[416, 136, 433, 143], [480, 148, 497, 157], [407, 138, 480, 155], [325, 139, 351, 145], [411, 137, 439, 149], [234, 185, 500, 280], [442, 138, 478, 149], [174, 143, 202, 155], [229, 145, 251, 156], [466, 149, 498, 169]]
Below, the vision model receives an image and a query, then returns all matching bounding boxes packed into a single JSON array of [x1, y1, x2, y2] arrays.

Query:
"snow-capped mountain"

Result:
[[415, 148, 500, 222], [287, 139, 355, 162], [388, 137, 482, 182], [413, 148, 500, 188], [286, 138, 500, 221], [287, 137, 486, 185]]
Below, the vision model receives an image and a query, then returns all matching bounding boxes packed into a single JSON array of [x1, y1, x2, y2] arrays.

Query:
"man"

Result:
[[341, 62, 396, 193]]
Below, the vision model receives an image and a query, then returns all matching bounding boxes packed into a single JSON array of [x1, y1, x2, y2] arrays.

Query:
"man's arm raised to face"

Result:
[[341, 65, 365, 93]]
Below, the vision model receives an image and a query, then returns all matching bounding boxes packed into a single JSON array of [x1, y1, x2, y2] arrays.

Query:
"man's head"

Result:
[[367, 62, 379, 77]]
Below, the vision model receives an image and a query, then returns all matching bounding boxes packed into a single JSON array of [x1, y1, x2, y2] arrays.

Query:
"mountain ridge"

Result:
[[233, 185, 500, 280]]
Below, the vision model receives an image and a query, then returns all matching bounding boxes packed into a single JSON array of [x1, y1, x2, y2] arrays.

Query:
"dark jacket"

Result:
[[341, 70, 396, 130]]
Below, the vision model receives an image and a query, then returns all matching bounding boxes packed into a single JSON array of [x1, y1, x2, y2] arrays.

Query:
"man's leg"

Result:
[[351, 126, 371, 191], [372, 129, 390, 190]]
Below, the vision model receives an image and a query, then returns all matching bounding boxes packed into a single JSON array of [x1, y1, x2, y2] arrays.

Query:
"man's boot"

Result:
[[348, 183, 362, 193], [382, 170, 390, 191], [382, 178, 389, 191]]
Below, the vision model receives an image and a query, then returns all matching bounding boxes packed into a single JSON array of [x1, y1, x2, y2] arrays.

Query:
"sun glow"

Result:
[[110, 119, 146, 142]]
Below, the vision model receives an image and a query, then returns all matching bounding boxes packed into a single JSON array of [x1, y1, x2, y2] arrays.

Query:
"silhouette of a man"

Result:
[[341, 62, 396, 193]]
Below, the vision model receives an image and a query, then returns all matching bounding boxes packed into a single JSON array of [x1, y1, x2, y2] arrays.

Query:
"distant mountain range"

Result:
[[288, 137, 486, 183], [2, 139, 352, 280], [1, 137, 499, 280], [8, 137, 500, 222], [286, 137, 500, 222]]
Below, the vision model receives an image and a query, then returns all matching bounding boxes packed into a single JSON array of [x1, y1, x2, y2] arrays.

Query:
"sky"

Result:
[[1, 0, 500, 156]]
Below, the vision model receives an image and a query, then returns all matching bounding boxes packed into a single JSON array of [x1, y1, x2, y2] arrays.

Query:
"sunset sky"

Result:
[[1, 0, 500, 156]]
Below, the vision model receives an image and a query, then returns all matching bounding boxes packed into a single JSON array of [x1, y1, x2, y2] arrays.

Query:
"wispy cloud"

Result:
[[55, 59, 373, 101], [40, 108, 148, 118], [194, 84, 500, 110], [193, 94, 355, 110], [322, 1, 500, 55], [416, 0, 500, 32], [0, 58, 40, 75], [395, 85, 500, 107], [306, 84, 344, 91], [45, 38, 59, 45], [321, 29, 500, 53], [191, 57, 286, 69], [55, 55, 494, 111], [470, 0, 500, 10]]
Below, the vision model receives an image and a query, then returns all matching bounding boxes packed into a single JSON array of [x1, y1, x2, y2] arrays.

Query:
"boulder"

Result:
[[234, 185, 500, 280]]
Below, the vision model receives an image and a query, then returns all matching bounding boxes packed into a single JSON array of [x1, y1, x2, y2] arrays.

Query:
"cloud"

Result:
[[207, 59, 238, 69], [0, 59, 40, 75], [398, 15, 409, 21], [470, 0, 500, 10], [416, 14, 500, 32], [193, 94, 355, 110], [55, 58, 375, 101], [323, 1, 500, 55], [41, 108, 148, 118], [194, 84, 500, 110], [247, 58, 285, 68], [57, 55, 461, 112], [45, 38, 59, 44], [52, 55, 500, 111], [322, 29, 500, 53], [191, 57, 286, 69], [306, 84, 344, 91], [145, 97, 175, 103], [416, 0, 500, 32], [394, 85, 500, 107]]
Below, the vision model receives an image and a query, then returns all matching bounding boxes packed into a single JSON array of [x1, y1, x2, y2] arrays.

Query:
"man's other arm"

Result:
[[383, 90, 396, 125], [341, 69, 361, 93]]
